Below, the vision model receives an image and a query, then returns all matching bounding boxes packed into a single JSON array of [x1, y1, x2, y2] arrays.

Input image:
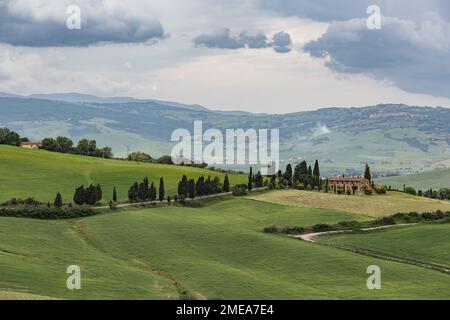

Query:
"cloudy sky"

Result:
[[0, 0, 449, 113]]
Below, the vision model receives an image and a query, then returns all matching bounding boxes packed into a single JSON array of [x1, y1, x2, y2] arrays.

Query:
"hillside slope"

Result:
[[377, 168, 450, 190], [1, 198, 449, 299], [0, 145, 245, 203], [1, 96, 449, 174]]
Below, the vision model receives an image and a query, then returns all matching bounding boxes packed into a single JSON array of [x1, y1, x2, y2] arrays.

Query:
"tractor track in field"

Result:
[[73, 220, 206, 300]]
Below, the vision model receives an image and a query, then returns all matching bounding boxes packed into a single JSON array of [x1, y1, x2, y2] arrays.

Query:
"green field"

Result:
[[1, 198, 450, 299], [1, 148, 450, 300], [377, 168, 450, 191], [317, 224, 450, 268], [248, 189, 450, 217], [0, 145, 246, 203]]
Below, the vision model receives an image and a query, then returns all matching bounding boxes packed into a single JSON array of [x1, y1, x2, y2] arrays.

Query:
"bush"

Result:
[[336, 186, 344, 195], [362, 185, 373, 195], [0, 207, 96, 219], [373, 185, 387, 194], [294, 182, 305, 190], [232, 184, 247, 196], [263, 225, 279, 233], [1, 197, 42, 207], [404, 186, 417, 196], [312, 224, 333, 232]]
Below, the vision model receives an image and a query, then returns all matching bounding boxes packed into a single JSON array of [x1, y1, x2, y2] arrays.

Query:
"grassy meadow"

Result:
[[1, 147, 450, 300], [1, 197, 450, 299], [377, 168, 450, 191], [318, 224, 450, 268], [247, 189, 450, 217], [0, 145, 246, 203]]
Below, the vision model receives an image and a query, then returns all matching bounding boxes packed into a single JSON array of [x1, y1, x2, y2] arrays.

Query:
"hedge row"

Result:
[[264, 210, 450, 234], [0, 207, 96, 220]]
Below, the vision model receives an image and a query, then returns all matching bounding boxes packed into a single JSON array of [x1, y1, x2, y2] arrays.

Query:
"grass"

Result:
[[317, 224, 450, 268], [377, 168, 450, 191], [247, 189, 450, 217], [0, 217, 179, 299], [0, 145, 246, 203], [2, 198, 448, 299]]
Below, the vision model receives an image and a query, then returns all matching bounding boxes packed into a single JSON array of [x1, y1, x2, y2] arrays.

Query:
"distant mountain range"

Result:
[[0, 92, 449, 176]]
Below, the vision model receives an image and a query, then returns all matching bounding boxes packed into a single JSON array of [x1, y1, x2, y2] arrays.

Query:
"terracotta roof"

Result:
[[20, 141, 42, 145], [328, 176, 368, 181]]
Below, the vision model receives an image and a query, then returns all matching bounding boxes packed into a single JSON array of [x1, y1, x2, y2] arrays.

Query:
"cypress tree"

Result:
[[128, 182, 138, 202], [196, 176, 205, 196], [149, 182, 157, 202], [298, 161, 307, 175], [85, 184, 98, 205], [313, 160, 320, 177], [307, 165, 313, 177], [205, 176, 212, 194], [223, 174, 230, 192], [95, 184, 102, 202], [73, 185, 86, 205], [159, 177, 165, 202], [138, 181, 147, 201], [248, 167, 253, 191], [364, 164, 371, 181], [255, 171, 264, 188], [54, 192, 63, 208], [188, 179, 196, 199], [178, 175, 188, 198], [113, 187, 117, 202], [143, 176, 149, 199], [283, 164, 293, 185], [293, 164, 301, 183]]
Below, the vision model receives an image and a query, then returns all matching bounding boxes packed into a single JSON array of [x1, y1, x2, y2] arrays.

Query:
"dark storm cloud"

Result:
[[258, 0, 450, 22], [193, 28, 292, 53], [0, 1, 166, 47], [303, 16, 450, 98]]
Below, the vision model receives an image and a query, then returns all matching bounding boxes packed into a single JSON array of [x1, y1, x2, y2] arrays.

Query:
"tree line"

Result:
[[42, 137, 113, 158], [0, 127, 29, 146]]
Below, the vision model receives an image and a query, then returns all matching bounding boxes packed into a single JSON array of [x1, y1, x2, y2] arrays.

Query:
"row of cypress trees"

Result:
[[73, 184, 103, 205], [128, 177, 165, 202], [177, 174, 230, 199]]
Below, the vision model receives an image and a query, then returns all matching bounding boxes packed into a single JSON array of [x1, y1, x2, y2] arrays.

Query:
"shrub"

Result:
[[404, 186, 417, 196], [1, 198, 42, 207], [263, 225, 279, 233], [232, 184, 247, 196], [336, 186, 344, 195], [0, 207, 95, 219], [362, 185, 373, 195], [373, 185, 387, 194], [312, 224, 333, 232], [294, 182, 305, 190]]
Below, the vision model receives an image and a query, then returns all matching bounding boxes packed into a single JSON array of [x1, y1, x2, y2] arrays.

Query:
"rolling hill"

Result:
[[0, 145, 246, 203], [1, 198, 450, 299], [377, 168, 450, 190], [1, 93, 449, 176], [247, 189, 450, 217]]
